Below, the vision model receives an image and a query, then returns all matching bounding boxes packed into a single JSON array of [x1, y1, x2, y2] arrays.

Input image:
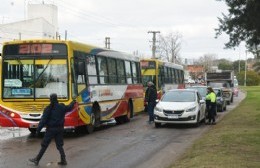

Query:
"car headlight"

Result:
[[154, 106, 163, 113], [186, 106, 196, 112]]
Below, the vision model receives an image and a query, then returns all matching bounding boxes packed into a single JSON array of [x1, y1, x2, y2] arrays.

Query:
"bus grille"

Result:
[[15, 104, 46, 112], [163, 110, 184, 115]]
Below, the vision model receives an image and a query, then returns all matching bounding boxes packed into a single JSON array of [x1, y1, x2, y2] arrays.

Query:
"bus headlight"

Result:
[[10, 113, 15, 117]]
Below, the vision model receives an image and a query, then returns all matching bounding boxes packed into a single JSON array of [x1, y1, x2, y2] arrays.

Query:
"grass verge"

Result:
[[171, 86, 260, 168]]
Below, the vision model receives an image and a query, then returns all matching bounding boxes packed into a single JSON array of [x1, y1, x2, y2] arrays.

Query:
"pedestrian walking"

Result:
[[29, 93, 76, 166], [145, 81, 157, 124], [206, 87, 217, 125]]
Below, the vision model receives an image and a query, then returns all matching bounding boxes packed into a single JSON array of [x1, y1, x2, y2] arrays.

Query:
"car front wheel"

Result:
[[155, 122, 161, 128]]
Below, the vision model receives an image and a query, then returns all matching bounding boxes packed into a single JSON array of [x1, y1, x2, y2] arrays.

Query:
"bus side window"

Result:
[[159, 65, 164, 89], [169, 68, 173, 83], [173, 69, 177, 84], [176, 70, 180, 84], [125, 61, 132, 84], [131, 62, 138, 84], [76, 61, 85, 84], [136, 62, 142, 83], [107, 58, 117, 83], [97, 56, 108, 84], [117, 59, 126, 84], [86, 54, 98, 85], [164, 66, 168, 83]]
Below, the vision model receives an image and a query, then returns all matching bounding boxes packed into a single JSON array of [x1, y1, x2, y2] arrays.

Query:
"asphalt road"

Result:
[[0, 91, 245, 168]]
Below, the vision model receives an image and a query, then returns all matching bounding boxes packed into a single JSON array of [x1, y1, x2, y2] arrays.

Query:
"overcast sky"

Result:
[[0, 0, 252, 61]]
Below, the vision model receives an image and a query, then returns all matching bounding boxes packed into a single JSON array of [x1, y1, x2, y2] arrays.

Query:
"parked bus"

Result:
[[0, 39, 144, 133], [140, 58, 185, 100]]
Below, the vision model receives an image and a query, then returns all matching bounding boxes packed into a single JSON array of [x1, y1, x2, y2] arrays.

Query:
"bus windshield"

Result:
[[142, 75, 156, 88], [3, 58, 68, 99]]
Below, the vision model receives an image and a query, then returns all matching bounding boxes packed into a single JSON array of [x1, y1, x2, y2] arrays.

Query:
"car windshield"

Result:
[[161, 90, 196, 102], [208, 82, 230, 88], [187, 87, 207, 97]]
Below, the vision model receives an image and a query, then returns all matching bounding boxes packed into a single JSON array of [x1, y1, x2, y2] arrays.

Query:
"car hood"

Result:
[[156, 101, 197, 110]]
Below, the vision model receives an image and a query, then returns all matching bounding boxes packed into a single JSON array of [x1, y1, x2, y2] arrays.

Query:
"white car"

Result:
[[154, 89, 206, 127]]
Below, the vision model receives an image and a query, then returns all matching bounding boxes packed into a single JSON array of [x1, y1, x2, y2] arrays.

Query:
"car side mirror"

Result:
[[199, 100, 205, 104]]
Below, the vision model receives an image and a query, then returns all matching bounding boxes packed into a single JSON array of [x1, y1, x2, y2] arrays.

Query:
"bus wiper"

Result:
[[15, 57, 23, 65], [34, 57, 53, 85]]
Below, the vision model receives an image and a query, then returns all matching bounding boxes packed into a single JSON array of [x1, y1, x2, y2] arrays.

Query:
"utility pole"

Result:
[[238, 46, 241, 73], [105, 37, 111, 49], [244, 50, 247, 86], [148, 31, 160, 58]]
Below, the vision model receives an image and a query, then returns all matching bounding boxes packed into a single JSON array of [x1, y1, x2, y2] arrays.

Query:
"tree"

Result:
[[195, 54, 217, 72], [218, 58, 233, 70], [215, 0, 260, 59], [253, 61, 260, 74], [233, 60, 245, 75], [157, 32, 182, 63], [237, 71, 260, 86]]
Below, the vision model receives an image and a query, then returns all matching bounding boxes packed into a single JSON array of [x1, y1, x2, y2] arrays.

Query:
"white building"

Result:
[[0, 3, 58, 52]]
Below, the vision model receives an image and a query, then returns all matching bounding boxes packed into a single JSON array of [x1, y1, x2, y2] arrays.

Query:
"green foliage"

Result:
[[232, 60, 245, 75], [215, 0, 260, 58], [253, 61, 260, 74], [237, 71, 260, 86], [218, 59, 233, 70]]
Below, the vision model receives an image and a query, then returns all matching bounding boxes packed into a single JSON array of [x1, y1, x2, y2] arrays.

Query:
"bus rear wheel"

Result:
[[115, 100, 133, 124], [124, 100, 134, 122]]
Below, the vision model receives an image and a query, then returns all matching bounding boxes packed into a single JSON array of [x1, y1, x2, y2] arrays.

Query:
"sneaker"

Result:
[[147, 121, 153, 124], [212, 122, 216, 125], [29, 158, 39, 166], [58, 160, 67, 165]]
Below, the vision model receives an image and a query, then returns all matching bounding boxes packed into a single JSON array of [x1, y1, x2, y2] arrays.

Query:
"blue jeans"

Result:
[[147, 102, 156, 122]]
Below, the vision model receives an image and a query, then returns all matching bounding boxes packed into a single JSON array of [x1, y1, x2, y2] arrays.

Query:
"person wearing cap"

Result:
[[29, 93, 76, 166], [145, 81, 157, 124], [206, 87, 217, 125]]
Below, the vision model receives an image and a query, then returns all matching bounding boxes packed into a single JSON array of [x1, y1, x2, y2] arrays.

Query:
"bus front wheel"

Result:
[[28, 128, 37, 134]]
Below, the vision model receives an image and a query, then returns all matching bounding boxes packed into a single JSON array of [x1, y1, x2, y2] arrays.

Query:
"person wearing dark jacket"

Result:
[[145, 81, 157, 124], [29, 93, 76, 166]]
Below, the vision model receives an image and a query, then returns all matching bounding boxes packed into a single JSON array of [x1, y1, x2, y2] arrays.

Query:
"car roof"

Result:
[[188, 85, 207, 88], [168, 89, 197, 92]]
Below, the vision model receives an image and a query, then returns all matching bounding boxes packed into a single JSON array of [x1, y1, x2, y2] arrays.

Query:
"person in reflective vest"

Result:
[[206, 87, 217, 125]]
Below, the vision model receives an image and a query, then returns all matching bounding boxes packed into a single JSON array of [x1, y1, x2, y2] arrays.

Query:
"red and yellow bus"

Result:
[[140, 58, 185, 100], [0, 39, 144, 133]]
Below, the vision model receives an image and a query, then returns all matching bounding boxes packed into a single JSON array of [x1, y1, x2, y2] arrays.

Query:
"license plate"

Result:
[[168, 115, 178, 119], [30, 124, 38, 128]]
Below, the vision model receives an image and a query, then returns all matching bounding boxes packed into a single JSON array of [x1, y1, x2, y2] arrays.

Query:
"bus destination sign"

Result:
[[19, 44, 53, 54], [3, 43, 67, 56]]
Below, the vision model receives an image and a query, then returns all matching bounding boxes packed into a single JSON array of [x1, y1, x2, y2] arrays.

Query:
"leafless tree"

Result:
[[157, 32, 182, 63], [195, 53, 218, 72]]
